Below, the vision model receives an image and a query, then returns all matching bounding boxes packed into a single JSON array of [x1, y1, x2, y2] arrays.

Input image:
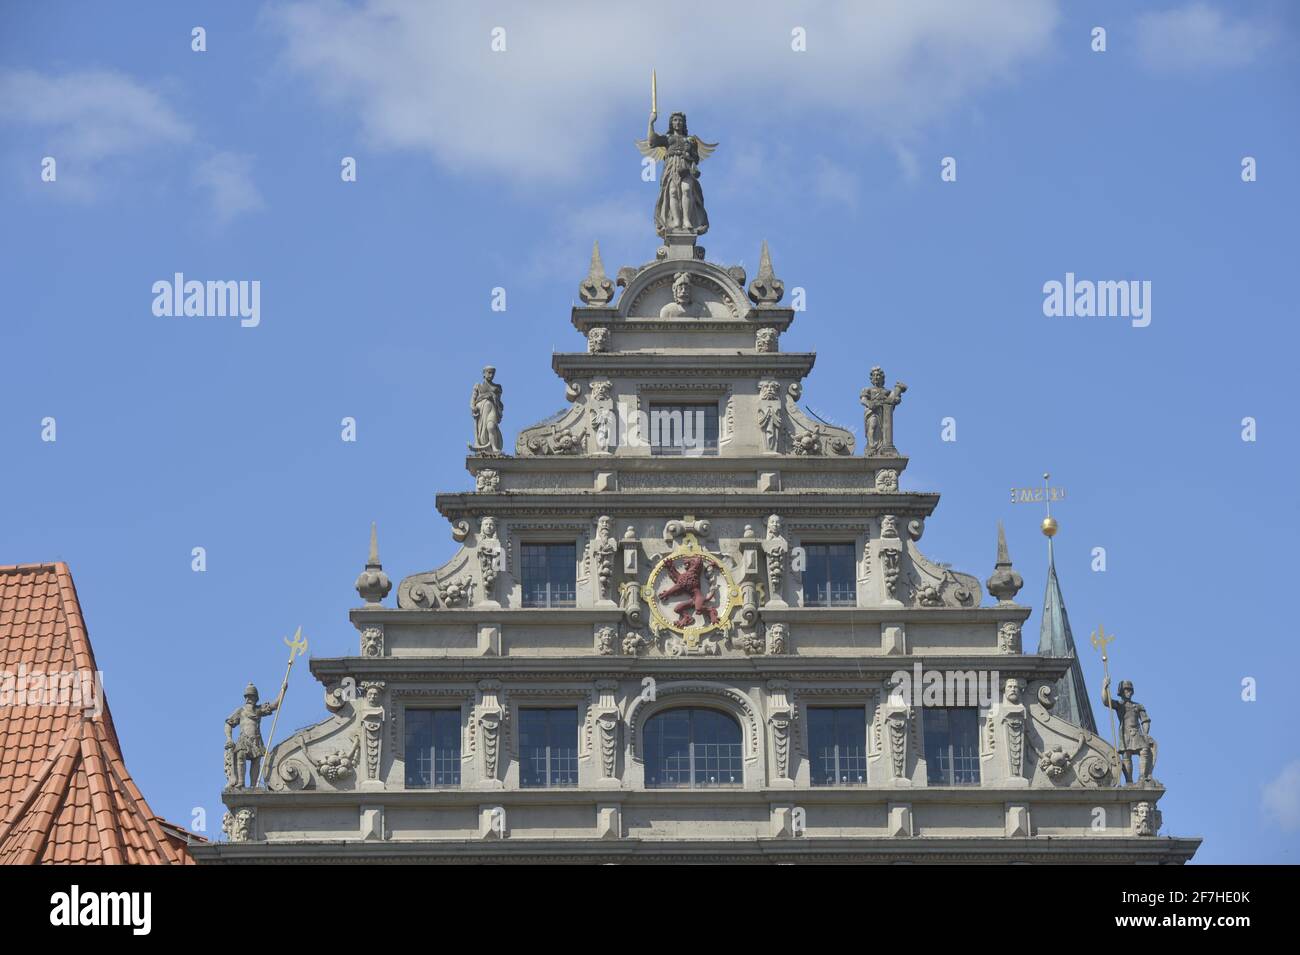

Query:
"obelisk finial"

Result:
[[986, 520, 1024, 604], [578, 241, 614, 305], [355, 522, 392, 606], [747, 240, 785, 305]]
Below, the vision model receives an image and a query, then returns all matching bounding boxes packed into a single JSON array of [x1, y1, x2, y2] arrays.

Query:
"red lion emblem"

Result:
[[657, 555, 719, 629]]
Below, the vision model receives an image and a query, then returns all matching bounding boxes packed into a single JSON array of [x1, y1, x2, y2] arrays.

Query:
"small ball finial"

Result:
[[1041, 516, 1058, 538]]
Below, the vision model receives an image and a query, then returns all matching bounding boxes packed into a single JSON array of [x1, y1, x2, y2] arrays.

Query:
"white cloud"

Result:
[[194, 152, 266, 225], [1136, 3, 1274, 72], [0, 69, 193, 161], [0, 69, 192, 199], [1263, 760, 1300, 832], [0, 69, 263, 223], [268, 0, 1060, 184]]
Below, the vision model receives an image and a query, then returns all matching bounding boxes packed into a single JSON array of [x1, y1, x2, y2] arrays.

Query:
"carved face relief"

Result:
[[758, 379, 780, 401], [588, 327, 610, 353], [480, 517, 497, 538], [766, 514, 782, 538], [1003, 679, 1021, 705], [589, 379, 613, 401], [672, 272, 692, 305], [596, 515, 612, 539]]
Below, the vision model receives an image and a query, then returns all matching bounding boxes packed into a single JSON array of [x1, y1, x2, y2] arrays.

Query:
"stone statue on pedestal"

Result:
[[225, 682, 281, 789], [1102, 677, 1158, 785], [860, 366, 907, 456], [636, 104, 716, 237], [468, 366, 504, 455]]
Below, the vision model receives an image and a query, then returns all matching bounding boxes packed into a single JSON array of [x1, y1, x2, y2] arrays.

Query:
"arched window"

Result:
[[644, 707, 743, 788]]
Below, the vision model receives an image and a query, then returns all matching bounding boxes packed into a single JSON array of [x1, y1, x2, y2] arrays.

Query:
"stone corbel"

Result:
[[475, 680, 505, 789], [360, 805, 385, 841], [596, 804, 622, 840], [1006, 803, 1032, 838], [479, 805, 507, 839], [887, 803, 914, 838]]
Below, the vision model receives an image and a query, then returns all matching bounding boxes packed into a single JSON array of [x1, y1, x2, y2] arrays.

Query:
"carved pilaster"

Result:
[[476, 680, 504, 789], [872, 679, 913, 787], [358, 681, 386, 791], [592, 679, 621, 787], [767, 680, 795, 788], [878, 515, 904, 607]]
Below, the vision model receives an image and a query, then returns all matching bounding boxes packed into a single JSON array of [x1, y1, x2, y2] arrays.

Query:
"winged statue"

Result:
[[635, 73, 717, 237]]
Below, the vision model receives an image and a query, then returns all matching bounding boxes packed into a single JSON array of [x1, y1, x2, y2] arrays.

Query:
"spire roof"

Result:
[[1037, 542, 1098, 734], [0, 562, 198, 863]]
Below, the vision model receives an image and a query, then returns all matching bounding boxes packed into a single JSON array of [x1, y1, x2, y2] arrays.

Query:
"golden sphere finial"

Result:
[[1041, 516, 1058, 538]]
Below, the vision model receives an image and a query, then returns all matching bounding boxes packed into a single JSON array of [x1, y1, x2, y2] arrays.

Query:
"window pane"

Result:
[[804, 543, 857, 607], [405, 709, 461, 788], [645, 709, 691, 788], [923, 707, 980, 786], [810, 707, 867, 786], [645, 708, 743, 789], [521, 543, 576, 608], [520, 708, 579, 788], [648, 404, 719, 456]]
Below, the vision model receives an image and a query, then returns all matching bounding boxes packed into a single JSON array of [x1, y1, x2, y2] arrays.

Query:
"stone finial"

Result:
[[985, 521, 1024, 604], [579, 241, 615, 306], [355, 522, 393, 605], [747, 240, 785, 305]]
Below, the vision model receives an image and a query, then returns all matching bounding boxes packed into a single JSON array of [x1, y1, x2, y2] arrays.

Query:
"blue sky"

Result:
[[1, 1, 1297, 862]]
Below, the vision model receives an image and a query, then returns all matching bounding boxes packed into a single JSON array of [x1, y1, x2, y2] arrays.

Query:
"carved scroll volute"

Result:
[[476, 680, 504, 788], [593, 680, 621, 785], [766, 680, 795, 786]]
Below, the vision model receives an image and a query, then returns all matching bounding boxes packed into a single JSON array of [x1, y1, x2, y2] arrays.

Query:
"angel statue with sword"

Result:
[[636, 72, 717, 236]]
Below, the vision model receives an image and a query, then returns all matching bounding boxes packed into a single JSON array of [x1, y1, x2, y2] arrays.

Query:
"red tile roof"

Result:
[[0, 562, 199, 864]]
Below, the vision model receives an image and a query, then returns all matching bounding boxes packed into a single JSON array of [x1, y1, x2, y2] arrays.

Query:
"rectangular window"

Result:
[[519, 708, 580, 788], [521, 542, 576, 608], [923, 707, 981, 786], [804, 542, 857, 607], [808, 707, 868, 786], [647, 403, 719, 456], [404, 709, 462, 788]]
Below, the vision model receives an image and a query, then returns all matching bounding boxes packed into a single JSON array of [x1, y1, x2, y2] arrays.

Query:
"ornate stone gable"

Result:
[[197, 100, 1196, 866]]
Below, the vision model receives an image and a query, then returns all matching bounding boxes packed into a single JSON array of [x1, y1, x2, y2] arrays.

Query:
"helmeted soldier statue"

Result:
[[1102, 676, 1158, 785], [225, 682, 282, 789]]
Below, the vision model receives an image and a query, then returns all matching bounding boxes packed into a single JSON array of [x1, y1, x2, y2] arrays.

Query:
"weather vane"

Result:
[[1010, 471, 1066, 538]]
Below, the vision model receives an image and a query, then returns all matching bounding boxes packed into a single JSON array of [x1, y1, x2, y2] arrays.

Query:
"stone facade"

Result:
[[194, 131, 1197, 865]]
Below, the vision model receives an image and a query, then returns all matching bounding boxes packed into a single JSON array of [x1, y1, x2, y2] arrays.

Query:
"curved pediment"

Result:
[[619, 260, 753, 321]]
